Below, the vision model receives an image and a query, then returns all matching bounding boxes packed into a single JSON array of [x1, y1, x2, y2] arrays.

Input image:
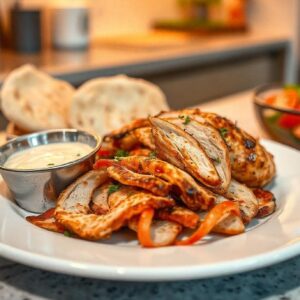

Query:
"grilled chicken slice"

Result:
[[104, 118, 150, 140], [111, 130, 141, 151], [151, 122, 185, 169], [198, 112, 275, 187], [27, 170, 108, 233], [213, 214, 245, 235], [56, 170, 109, 214], [107, 164, 171, 196], [253, 188, 276, 218], [166, 117, 231, 193], [90, 183, 111, 214], [149, 117, 220, 188], [157, 206, 199, 229], [101, 118, 150, 151], [160, 109, 276, 187], [129, 148, 152, 156], [224, 180, 258, 224], [119, 156, 216, 211], [133, 127, 155, 150], [55, 179, 174, 240], [26, 208, 65, 233], [128, 217, 182, 247], [213, 195, 245, 234]]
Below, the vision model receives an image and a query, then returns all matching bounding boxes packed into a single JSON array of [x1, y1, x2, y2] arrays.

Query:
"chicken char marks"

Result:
[[55, 176, 175, 240], [159, 109, 275, 188], [165, 116, 231, 193], [149, 117, 221, 189], [119, 156, 216, 211]]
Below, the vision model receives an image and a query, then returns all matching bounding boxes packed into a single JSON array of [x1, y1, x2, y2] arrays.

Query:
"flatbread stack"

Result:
[[1, 64, 74, 133], [0, 65, 169, 143], [69, 75, 169, 136]]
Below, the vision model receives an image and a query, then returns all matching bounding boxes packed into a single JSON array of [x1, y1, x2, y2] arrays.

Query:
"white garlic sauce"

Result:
[[4, 142, 93, 170]]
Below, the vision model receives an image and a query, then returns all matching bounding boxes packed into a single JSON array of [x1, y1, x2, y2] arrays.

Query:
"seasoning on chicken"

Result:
[[160, 109, 276, 188], [197, 111, 276, 187], [26, 208, 65, 233], [156, 206, 200, 229], [129, 148, 152, 157], [55, 176, 175, 240], [104, 118, 150, 140], [128, 216, 182, 247], [133, 127, 155, 150], [102, 118, 150, 151], [90, 182, 111, 215], [149, 117, 221, 188], [118, 156, 216, 211], [151, 122, 185, 169], [213, 214, 245, 235], [213, 194, 246, 234], [107, 164, 171, 196], [252, 188, 276, 218], [224, 179, 258, 224], [166, 116, 231, 193]]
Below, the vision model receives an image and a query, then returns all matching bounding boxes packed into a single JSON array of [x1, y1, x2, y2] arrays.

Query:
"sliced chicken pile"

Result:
[[27, 108, 276, 247]]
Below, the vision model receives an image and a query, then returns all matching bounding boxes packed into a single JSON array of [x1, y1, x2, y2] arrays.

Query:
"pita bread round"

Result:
[[6, 122, 28, 137], [0, 131, 8, 146], [69, 75, 169, 136], [1, 64, 74, 132]]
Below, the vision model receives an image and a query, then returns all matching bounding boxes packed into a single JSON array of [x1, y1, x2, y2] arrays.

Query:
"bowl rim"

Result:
[[253, 83, 300, 116], [0, 128, 101, 173]]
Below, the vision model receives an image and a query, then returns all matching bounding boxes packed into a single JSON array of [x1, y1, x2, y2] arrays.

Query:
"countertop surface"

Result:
[[0, 32, 290, 85], [0, 91, 299, 300]]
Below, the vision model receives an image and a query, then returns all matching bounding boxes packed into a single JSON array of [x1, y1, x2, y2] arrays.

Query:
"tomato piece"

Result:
[[266, 89, 299, 109], [284, 89, 299, 108], [154, 166, 164, 174], [97, 149, 113, 158], [265, 95, 276, 105], [93, 159, 117, 169], [278, 114, 300, 129]]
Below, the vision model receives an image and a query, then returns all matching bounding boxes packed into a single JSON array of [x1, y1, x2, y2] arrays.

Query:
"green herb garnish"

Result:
[[76, 153, 81, 157], [47, 163, 55, 166], [183, 115, 191, 125], [149, 151, 156, 159], [64, 230, 72, 237], [213, 157, 221, 164], [108, 183, 120, 195], [114, 149, 129, 161], [178, 115, 185, 119], [219, 128, 228, 138]]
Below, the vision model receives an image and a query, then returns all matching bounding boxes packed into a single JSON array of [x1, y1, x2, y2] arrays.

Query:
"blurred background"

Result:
[[0, 0, 299, 108]]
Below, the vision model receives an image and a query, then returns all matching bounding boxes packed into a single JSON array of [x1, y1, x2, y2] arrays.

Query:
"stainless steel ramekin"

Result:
[[0, 129, 100, 213]]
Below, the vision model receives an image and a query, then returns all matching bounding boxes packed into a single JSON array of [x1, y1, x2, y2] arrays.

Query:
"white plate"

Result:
[[0, 140, 299, 282]]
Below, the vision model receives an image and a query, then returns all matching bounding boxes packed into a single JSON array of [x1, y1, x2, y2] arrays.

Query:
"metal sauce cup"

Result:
[[0, 129, 100, 213]]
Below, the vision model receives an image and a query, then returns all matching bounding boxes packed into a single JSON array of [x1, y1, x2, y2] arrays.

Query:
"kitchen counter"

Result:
[[0, 91, 299, 300], [0, 32, 293, 86]]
